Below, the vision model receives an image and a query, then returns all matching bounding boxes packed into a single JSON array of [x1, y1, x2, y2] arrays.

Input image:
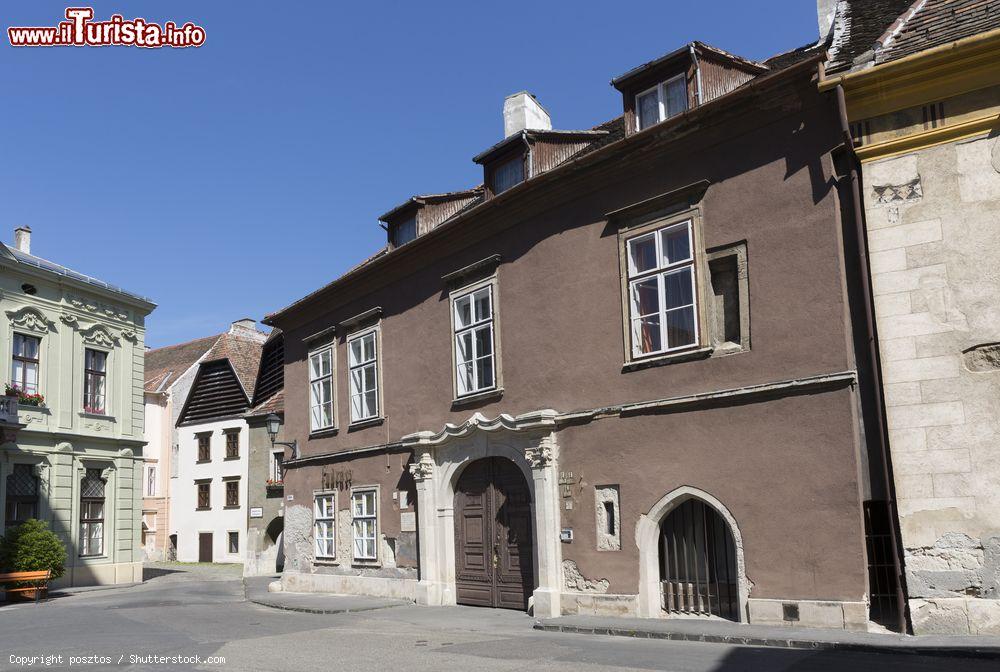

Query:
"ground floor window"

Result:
[[80, 468, 106, 557], [4, 463, 39, 528], [314, 493, 335, 559], [351, 488, 377, 561], [228, 531, 239, 554]]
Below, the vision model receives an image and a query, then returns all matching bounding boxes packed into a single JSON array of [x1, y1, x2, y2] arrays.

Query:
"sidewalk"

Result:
[[535, 614, 1000, 659], [243, 576, 412, 615]]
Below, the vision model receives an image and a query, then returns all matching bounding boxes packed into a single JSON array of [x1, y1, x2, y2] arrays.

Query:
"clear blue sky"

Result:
[[2, 1, 818, 348]]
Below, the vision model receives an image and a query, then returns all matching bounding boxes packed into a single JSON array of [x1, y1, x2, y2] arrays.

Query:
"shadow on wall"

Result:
[[707, 647, 1000, 671]]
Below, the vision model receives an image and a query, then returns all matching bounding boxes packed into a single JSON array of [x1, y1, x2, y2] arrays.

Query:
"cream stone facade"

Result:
[[0, 228, 155, 588]]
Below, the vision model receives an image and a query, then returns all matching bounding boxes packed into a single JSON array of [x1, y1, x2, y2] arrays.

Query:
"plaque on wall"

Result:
[[249, 507, 264, 518], [400, 511, 416, 532]]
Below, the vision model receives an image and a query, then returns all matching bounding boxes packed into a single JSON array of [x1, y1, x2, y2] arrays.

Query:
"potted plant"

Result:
[[0, 519, 66, 600], [5, 384, 45, 408]]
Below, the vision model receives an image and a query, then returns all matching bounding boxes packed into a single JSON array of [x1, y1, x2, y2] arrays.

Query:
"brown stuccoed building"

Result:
[[263, 41, 906, 631]]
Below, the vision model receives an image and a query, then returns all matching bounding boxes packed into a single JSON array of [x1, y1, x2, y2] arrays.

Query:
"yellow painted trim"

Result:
[[857, 114, 999, 163], [818, 28, 1000, 119]]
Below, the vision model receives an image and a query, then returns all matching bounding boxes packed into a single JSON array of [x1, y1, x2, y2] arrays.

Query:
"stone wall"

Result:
[[864, 132, 1000, 635]]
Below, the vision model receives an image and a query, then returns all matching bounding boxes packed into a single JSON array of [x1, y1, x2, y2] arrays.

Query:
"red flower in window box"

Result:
[[5, 384, 45, 407]]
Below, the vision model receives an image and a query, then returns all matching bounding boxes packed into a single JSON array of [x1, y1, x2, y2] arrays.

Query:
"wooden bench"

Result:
[[0, 570, 51, 604]]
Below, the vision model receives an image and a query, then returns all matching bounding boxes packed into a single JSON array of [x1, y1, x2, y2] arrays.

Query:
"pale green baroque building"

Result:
[[0, 227, 155, 587]]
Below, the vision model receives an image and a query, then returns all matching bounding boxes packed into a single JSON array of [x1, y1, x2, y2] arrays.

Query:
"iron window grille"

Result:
[[196, 482, 210, 510], [4, 463, 39, 528], [197, 435, 211, 462], [225, 431, 239, 459], [225, 480, 239, 507]]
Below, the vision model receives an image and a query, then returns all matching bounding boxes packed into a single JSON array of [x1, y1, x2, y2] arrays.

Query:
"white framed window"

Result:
[[270, 449, 284, 483], [10, 333, 40, 397], [145, 464, 157, 497], [635, 75, 688, 130], [452, 284, 496, 397], [308, 346, 334, 432], [626, 219, 699, 357], [314, 492, 336, 559], [351, 488, 378, 562], [347, 329, 379, 423]]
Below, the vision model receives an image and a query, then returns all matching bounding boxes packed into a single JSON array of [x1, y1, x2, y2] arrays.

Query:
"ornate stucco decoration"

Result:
[[32, 461, 51, 491], [408, 451, 435, 482], [524, 435, 556, 468], [120, 328, 138, 342], [68, 294, 129, 321], [59, 313, 79, 328], [81, 323, 118, 348], [5, 306, 55, 334], [401, 409, 559, 447]]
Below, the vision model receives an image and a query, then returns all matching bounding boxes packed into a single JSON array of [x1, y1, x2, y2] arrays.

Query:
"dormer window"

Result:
[[492, 155, 525, 195], [392, 215, 417, 247], [636, 75, 688, 131]]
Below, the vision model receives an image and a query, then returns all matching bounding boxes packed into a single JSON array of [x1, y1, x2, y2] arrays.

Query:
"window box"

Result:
[[265, 480, 284, 493]]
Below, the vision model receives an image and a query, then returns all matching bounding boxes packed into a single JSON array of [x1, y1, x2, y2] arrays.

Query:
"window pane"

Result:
[[663, 77, 688, 119], [664, 268, 694, 309], [456, 362, 474, 396], [456, 331, 474, 366], [350, 368, 363, 397], [473, 289, 491, 322], [350, 394, 363, 421], [24, 363, 37, 393], [629, 233, 658, 275], [632, 316, 662, 354], [630, 278, 660, 318], [364, 390, 377, 417], [473, 325, 492, 358], [476, 356, 494, 390], [661, 224, 691, 264], [666, 306, 697, 347], [363, 364, 376, 392], [454, 296, 473, 329], [363, 334, 376, 361], [349, 339, 363, 367], [637, 90, 660, 129]]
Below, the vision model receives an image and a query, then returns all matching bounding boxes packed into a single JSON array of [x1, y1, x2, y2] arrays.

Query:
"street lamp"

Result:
[[265, 413, 298, 459]]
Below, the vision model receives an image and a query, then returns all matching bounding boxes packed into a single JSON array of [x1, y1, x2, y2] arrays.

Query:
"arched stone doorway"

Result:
[[659, 499, 739, 621], [453, 457, 535, 609], [266, 517, 284, 573], [636, 486, 749, 621]]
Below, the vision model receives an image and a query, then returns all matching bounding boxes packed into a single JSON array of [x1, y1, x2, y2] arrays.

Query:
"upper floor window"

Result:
[[225, 479, 239, 507], [626, 220, 698, 357], [11, 333, 40, 396], [270, 449, 284, 483], [145, 464, 157, 497], [225, 430, 240, 459], [83, 348, 107, 414], [493, 155, 525, 195], [309, 346, 334, 432], [196, 480, 211, 510], [452, 284, 496, 397], [636, 75, 687, 131], [197, 434, 211, 462], [348, 329, 379, 423], [392, 215, 417, 247]]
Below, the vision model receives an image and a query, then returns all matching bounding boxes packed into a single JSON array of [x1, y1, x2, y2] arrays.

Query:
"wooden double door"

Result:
[[454, 457, 535, 610]]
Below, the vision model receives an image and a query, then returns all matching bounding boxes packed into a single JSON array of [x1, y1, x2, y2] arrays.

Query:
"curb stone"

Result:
[[532, 623, 1000, 660]]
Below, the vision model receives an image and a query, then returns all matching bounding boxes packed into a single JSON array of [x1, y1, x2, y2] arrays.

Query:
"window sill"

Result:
[[224, 456, 240, 461], [314, 558, 339, 566], [452, 387, 503, 408], [79, 412, 115, 421], [195, 460, 211, 465], [309, 427, 339, 439], [195, 507, 211, 512], [348, 417, 384, 431], [622, 346, 713, 373], [352, 560, 380, 568], [223, 505, 240, 510], [17, 404, 49, 413]]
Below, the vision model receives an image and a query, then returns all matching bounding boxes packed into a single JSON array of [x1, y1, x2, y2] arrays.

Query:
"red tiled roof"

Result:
[[876, 0, 1000, 64], [200, 328, 267, 399], [144, 334, 221, 392], [247, 389, 284, 417]]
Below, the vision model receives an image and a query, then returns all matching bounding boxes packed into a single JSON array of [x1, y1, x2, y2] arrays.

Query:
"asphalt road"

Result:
[[0, 564, 993, 672]]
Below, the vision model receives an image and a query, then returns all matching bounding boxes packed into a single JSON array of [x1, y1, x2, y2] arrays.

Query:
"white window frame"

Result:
[[270, 449, 284, 483], [308, 345, 335, 432], [450, 279, 500, 399], [347, 326, 380, 424], [10, 332, 41, 398], [351, 487, 378, 563], [145, 464, 157, 497], [313, 491, 336, 560], [625, 219, 700, 358], [635, 74, 688, 131]]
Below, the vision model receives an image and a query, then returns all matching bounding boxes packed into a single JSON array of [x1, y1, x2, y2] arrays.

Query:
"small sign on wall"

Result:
[[249, 507, 263, 519], [400, 511, 416, 532]]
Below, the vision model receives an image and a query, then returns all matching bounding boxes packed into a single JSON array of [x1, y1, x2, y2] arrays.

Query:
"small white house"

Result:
[[170, 320, 266, 563]]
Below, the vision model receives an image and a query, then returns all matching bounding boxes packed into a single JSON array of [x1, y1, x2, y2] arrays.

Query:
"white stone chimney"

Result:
[[817, 0, 839, 40], [503, 92, 551, 138], [13, 226, 31, 254], [230, 318, 267, 343]]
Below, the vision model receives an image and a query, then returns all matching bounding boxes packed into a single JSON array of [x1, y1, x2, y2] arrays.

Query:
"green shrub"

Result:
[[0, 519, 66, 579]]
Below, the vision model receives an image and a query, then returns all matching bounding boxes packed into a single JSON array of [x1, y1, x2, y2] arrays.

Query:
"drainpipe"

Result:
[[833, 83, 909, 634], [689, 44, 704, 106]]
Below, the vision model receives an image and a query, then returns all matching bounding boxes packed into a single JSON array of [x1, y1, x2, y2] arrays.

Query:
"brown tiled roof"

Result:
[[875, 0, 1000, 64], [826, 0, 916, 73], [247, 389, 284, 417], [200, 329, 266, 399], [144, 334, 221, 392]]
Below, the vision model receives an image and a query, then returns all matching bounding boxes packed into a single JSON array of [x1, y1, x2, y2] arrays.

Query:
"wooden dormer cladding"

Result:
[[613, 42, 768, 136], [380, 189, 483, 249], [251, 331, 284, 408], [178, 359, 249, 424]]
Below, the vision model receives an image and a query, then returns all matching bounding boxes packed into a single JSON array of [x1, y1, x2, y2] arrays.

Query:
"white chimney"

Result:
[[231, 318, 256, 332], [14, 226, 31, 254], [503, 92, 551, 138], [817, 0, 838, 40]]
